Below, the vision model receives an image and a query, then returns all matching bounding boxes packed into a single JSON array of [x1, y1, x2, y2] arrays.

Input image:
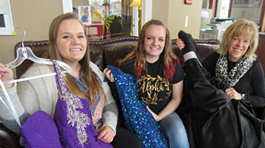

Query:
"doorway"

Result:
[[200, 0, 233, 40]]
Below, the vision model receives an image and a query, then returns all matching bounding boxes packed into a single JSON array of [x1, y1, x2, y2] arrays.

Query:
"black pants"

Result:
[[111, 125, 142, 148]]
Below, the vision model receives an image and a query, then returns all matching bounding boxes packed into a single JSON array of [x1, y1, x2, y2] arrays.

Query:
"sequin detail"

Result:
[[53, 61, 90, 146], [107, 65, 168, 148]]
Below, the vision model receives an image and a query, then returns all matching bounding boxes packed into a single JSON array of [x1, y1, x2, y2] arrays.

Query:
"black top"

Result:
[[202, 52, 265, 107], [120, 58, 184, 114]]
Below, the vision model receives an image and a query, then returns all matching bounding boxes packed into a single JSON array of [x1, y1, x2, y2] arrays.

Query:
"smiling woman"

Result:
[[104, 19, 190, 148], [0, 13, 142, 148], [55, 19, 87, 70], [177, 19, 265, 148]]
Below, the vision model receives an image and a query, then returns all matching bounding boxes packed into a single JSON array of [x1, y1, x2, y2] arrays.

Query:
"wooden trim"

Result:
[[209, 0, 217, 17], [259, 0, 265, 32], [228, 0, 233, 17]]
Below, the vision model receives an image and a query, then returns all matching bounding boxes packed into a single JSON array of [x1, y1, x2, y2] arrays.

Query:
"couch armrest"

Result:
[[0, 122, 21, 148]]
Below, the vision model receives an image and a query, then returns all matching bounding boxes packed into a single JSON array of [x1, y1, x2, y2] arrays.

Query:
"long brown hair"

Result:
[[120, 19, 179, 82], [48, 13, 104, 102]]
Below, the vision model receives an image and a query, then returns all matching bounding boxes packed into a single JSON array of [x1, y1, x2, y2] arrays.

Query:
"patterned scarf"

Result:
[[215, 55, 252, 88]]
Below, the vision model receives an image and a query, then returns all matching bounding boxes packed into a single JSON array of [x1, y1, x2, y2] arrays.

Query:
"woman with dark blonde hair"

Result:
[[0, 13, 142, 147], [177, 19, 265, 148], [105, 19, 190, 148], [123, 19, 178, 80], [202, 19, 263, 99], [217, 19, 258, 62], [48, 12, 103, 104]]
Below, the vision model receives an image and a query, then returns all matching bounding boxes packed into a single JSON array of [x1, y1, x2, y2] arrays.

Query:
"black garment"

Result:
[[202, 52, 265, 108], [120, 58, 184, 114], [111, 125, 142, 148], [184, 58, 265, 148]]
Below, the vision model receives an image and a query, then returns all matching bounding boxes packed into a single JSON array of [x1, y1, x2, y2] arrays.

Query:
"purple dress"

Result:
[[20, 110, 62, 148], [20, 61, 113, 148], [53, 61, 113, 148]]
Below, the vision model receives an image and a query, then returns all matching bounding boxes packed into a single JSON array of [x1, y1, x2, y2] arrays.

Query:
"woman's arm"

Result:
[[90, 62, 118, 132], [0, 83, 29, 133], [102, 81, 118, 132], [90, 62, 118, 143], [247, 61, 265, 107], [0, 63, 28, 133], [99, 81, 118, 143], [148, 80, 183, 122], [0, 64, 56, 133]]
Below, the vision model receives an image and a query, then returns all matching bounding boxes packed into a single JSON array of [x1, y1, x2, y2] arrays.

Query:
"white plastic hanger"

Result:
[[5, 46, 53, 69], [4, 27, 53, 69], [0, 79, 21, 126], [4, 27, 72, 84], [0, 27, 72, 126]]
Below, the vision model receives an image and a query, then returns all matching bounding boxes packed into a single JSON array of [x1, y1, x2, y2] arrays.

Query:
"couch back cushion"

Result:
[[13, 36, 139, 78], [13, 36, 220, 78], [104, 45, 136, 69]]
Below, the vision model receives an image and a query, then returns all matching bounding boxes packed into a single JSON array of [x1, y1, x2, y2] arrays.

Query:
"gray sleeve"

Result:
[[90, 62, 118, 134], [1, 112, 29, 133], [0, 83, 29, 133], [0, 64, 55, 133], [102, 81, 118, 134]]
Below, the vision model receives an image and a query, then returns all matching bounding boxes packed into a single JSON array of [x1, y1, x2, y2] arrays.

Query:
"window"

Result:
[[216, 0, 231, 18]]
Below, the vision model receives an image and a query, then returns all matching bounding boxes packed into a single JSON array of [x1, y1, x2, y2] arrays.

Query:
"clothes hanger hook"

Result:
[[12, 27, 26, 48]]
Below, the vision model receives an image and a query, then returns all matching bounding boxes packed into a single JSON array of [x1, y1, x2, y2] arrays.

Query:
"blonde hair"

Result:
[[48, 13, 104, 102], [217, 19, 259, 62]]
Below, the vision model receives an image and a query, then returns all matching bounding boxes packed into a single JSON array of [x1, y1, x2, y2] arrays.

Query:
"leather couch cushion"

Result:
[[104, 45, 136, 69], [90, 49, 104, 71]]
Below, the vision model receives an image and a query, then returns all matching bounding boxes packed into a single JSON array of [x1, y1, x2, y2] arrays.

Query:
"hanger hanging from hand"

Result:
[[0, 28, 72, 126], [4, 27, 54, 69], [5, 46, 54, 69], [4, 27, 72, 84]]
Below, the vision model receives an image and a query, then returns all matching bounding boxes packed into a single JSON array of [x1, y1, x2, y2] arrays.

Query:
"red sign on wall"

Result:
[[185, 0, 192, 5]]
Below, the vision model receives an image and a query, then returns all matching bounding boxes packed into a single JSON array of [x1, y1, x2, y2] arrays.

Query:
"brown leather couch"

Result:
[[0, 36, 263, 147]]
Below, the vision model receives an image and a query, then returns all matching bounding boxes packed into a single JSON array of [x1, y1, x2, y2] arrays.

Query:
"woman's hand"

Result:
[[176, 39, 185, 50], [97, 126, 115, 143], [225, 87, 243, 100], [146, 106, 162, 122], [0, 63, 14, 89], [103, 68, 115, 83]]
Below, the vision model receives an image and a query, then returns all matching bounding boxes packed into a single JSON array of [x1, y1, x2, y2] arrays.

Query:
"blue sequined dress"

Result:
[[107, 65, 168, 148]]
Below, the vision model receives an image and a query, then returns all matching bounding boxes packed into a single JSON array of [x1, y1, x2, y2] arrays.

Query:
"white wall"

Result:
[[152, 0, 203, 39], [0, 0, 204, 69], [0, 0, 63, 66]]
